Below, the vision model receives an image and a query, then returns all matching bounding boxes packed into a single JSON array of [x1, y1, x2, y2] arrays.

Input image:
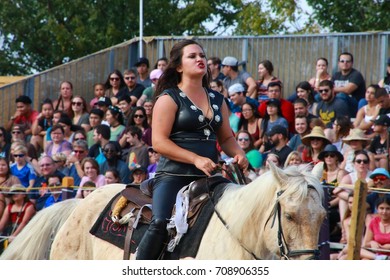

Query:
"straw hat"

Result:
[[318, 144, 344, 162], [9, 184, 26, 194], [301, 126, 331, 146], [342, 128, 371, 144]]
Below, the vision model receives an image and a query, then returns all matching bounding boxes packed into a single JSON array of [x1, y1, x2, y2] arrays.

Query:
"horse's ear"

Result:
[[311, 161, 324, 181], [268, 161, 288, 186]]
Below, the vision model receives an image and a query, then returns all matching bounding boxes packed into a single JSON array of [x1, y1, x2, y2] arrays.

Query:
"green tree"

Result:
[[306, 0, 390, 32], [0, 0, 240, 75]]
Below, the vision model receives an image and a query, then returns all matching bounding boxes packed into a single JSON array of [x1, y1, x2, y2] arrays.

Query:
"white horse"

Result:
[[2, 163, 326, 260]]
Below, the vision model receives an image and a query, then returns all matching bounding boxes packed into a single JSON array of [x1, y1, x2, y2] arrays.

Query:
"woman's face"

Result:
[[105, 171, 118, 184], [353, 154, 369, 173], [324, 152, 337, 165], [310, 137, 324, 150], [296, 88, 309, 100], [177, 44, 207, 78], [237, 133, 250, 149], [71, 97, 84, 113], [109, 73, 120, 88], [84, 162, 98, 179], [105, 110, 116, 125], [295, 118, 308, 135], [210, 82, 221, 93], [347, 196, 354, 211], [132, 171, 147, 184], [289, 155, 302, 166], [133, 110, 145, 125], [0, 159, 9, 175], [266, 105, 277, 116], [349, 140, 363, 150], [51, 128, 64, 143], [42, 104, 54, 119], [60, 82, 73, 99], [266, 155, 279, 166], [365, 86, 376, 102], [257, 63, 268, 79], [59, 123, 71, 135], [316, 59, 328, 72], [157, 60, 168, 71], [241, 104, 254, 120], [94, 85, 105, 98], [143, 102, 153, 115], [377, 202, 390, 221]]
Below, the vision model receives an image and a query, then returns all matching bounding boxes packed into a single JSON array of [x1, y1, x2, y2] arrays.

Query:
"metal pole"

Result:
[[139, 0, 143, 58]]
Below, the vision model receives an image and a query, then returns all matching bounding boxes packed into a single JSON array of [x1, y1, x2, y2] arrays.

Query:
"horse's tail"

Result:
[[0, 199, 81, 260]]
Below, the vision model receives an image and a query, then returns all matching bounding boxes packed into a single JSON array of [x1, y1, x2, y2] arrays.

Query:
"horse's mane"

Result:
[[217, 164, 323, 239], [0, 199, 81, 260]]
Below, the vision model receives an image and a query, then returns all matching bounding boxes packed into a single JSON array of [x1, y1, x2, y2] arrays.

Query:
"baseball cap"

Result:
[[374, 114, 390, 126], [228, 83, 245, 96], [222, 56, 238, 67], [369, 168, 390, 179], [134, 57, 150, 68], [266, 98, 281, 107], [150, 69, 163, 80], [97, 97, 112, 107], [132, 164, 147, 174], [267, 125, 288, 137]]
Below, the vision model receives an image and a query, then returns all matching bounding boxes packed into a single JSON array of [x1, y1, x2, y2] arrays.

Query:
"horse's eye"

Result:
[[285, 213, 293, 221]]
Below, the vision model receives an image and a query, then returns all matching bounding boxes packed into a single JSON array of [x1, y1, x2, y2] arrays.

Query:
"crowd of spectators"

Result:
[[0, 52, 390, 259]]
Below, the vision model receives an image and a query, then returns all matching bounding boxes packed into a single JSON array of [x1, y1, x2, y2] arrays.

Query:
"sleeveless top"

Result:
[[8, 202, 34, 227], [156, 87, 224, 176]]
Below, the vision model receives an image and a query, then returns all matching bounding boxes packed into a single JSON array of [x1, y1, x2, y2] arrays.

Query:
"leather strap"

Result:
[[123, 215, 136, 260]]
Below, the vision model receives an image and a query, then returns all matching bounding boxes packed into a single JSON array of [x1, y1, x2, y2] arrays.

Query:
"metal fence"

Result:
[[0, 32, 389, 125]]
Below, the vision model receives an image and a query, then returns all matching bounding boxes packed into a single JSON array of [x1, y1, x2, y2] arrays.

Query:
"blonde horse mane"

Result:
[[216, 163, 324, 249], [0, 199, 81, 260]]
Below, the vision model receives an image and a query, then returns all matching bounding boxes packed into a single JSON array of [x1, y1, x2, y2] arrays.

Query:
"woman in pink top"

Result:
[[76, 158, 105, 198]]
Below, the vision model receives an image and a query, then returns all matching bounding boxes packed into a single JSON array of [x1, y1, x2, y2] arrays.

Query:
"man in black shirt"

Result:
[[369, 115, 390, 169], [267, 125, 292, 166]]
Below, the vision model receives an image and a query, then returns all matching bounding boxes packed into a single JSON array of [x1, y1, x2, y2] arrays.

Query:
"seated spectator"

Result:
[[10, 145, 36, 190], [301, 126, 331, 165], [76, 158, 105, 198], [128, 106, 152, 146], [104, 70, 126, 105], [258, 153, 281, 176], [308, 57, 332, 93], [117, 94, 133, 126], [123, 126, 149, 171], [99, 141, 131, 184], [236, 130, 263, 173], [0, 184, 36, 244], [324, 115, 353, 152], [147, 147, 160, 179], [254, 59, 280, 102], [284, 151, 303, 168], [118, 68, 145, 106], [43, 173, 64, 208], [106, 105, 125, 142], [238, 102, 262, 148], [58, 116, 81, 143], [44, 124, 73, 157], [293, 98, 317, 123], [80, 181, 96, 199], [30, 98, 54, 152], [137, 69, 163, 107], [0, 127, 11, 160], [66, 140, 89, 187], [89, 83, 105, 109], [353, 85, 380, 132], [228, 83, 259, 114], [104, 168, 121, 185], [207, 57, 225, 82], [0, 157, 21, 218], [10, 124, 38, 165], [52, 152, 69, 176], [366, 168, 390, 215], [53, 81, 74, 117], [378, 57, 390, 94], [368, 115, 390, 169], [88, 124, 110, 164], [71, 96, 90, 132], [134, 57, 152, 88], [130, 165, 148, 185], [288, 115, 310, 152], [295, 81, 318, 115], [87, 108, 104, 148], [266, 125, 292, 166]]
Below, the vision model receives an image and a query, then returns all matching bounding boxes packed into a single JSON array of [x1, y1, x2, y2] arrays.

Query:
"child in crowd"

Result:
[[10, 145, 36, 191], [31, 98, 54, 152], [90, 83, 105, 109]]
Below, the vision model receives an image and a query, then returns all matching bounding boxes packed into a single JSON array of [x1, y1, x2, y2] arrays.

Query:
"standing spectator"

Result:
[[135, 57, 152, 88], [378, 57, 390, 94], [368, 115, 390, 169], [118, 69, 145, 106], [258, 81, 295, 133], [221, 56, 257, 98], [53, 81, 73, 117], [5, 95, 39, 137], [316, 80, 349, 126], [254, 59, 280, 102], [332, 52, 366, 116], [308, 57, 332, 93], [207, 56, 225, 82], [0, 184, 35, 244], [228, 83, 259, 114], [104, 70, 126, 105]]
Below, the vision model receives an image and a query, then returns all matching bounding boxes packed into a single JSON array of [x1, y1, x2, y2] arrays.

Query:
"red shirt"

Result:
[[14, 110, 39, 129]]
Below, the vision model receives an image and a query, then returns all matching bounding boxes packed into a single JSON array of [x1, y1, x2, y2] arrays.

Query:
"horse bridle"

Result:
[[269, 188, 320, 260], [210, 181, 320, 260]]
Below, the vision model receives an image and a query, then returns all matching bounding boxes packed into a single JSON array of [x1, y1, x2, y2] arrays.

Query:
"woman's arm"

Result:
[[10, 204, 36, 238], [353, 107, 364, 129], [0, 206, 10, 233], [363, 227, 377, 248]]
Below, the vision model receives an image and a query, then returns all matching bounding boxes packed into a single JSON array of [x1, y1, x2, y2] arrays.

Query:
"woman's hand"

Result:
[[232, 153, 249, 171], [194, 156, 217, 177], [370, 240, 380, 250]]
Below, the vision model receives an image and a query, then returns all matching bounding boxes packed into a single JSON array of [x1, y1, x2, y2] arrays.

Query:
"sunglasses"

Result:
[[319, 89, 330, 93], [73, 150, 85, 154], [40, 163, 52, 168], [324, 153, 336, 158], [339, 60, 351, 63], [13, 154, 25, 158], [354, 159, 369, 164], [110, 77, 120, 81], [48, 182, 62, 187], [134, 114, 145, 119], [72, 102, 82, 106], [373, 175, 388, 183], [124, 76, 136, 80], [104, 149, 116, 153], [12, 131, 22, 134], [74, 138, 85, 141], [237, 138, 249, 142]]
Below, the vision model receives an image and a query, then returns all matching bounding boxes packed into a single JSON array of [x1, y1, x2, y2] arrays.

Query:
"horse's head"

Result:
[[262, 162, 326, 260]]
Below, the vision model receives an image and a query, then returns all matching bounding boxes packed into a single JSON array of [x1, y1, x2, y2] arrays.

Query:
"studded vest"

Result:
[[156, 87, 224, 176]]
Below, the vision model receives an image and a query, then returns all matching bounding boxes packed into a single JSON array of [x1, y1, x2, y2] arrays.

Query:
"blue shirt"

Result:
[[44, 194, 63, 208]]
